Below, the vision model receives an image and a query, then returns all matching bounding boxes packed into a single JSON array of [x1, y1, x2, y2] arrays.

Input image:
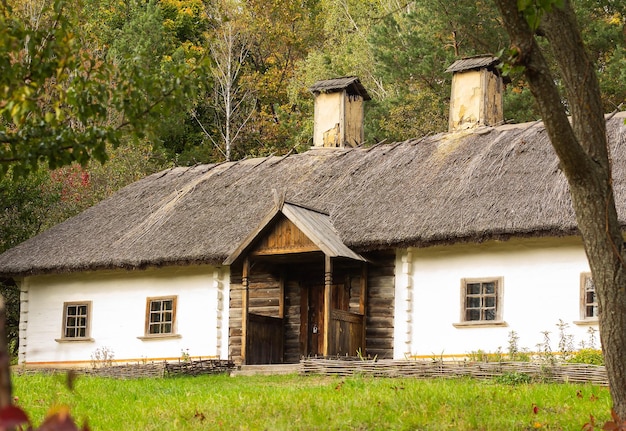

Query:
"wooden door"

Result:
[[301, 284, 356, 357], [307, 285, 324, 356]]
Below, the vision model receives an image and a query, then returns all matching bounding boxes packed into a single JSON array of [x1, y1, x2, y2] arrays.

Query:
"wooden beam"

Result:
[[360, 262, 368, 352], [323, 255, 332, 356], [359, 263, 368, 315], [278, 272, 285, 319], [241, 257, 250, 365]]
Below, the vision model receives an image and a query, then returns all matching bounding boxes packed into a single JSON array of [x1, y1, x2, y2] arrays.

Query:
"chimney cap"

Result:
[[445, 55, 500, 74], [309, 76, 371, 101]]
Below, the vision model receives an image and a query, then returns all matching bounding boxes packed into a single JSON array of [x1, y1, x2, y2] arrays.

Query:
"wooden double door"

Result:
[[301, 284, 365, 358]]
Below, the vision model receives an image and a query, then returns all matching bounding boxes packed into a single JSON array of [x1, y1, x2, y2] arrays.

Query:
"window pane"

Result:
[[151, 301, 161, 312], [67, 306, 77, 316], [164, 323, 172, 333], [467, 283, 481, 295], [484, 309, 496, 320], [150, 314, 161, 323], [484, 297, 496, 308], [163, 300, 173, 311], [484, 282, 495, 294], [586, 305, 599, 318], [466, 309, 480, 321], [586, 291, 596, 304], [467, 297, 481, 308]]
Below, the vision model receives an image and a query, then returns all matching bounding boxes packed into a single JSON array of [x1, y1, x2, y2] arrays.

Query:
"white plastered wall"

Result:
[[313, 92, 343, 147], [394, 236, 598, 359], [448, 70, 482, 131], [19, 264, 230, 366]]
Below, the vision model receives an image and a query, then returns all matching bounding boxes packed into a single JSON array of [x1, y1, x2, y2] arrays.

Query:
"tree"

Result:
[[494, 0, 626, 416], [201, 3, 255, 162], [0, 0, 201, 177]]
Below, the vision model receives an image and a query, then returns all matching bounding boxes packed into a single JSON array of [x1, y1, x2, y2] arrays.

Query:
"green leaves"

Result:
[[0, 0, 204, 178], [517, 0, 565, 30]]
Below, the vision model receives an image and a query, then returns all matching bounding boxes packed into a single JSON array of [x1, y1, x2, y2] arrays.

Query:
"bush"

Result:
[[494, 372, 532, 385], [568, 348, 604, 366]]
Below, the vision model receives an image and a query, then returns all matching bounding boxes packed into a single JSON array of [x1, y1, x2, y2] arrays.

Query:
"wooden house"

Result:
[[0, 57, 625, 367]]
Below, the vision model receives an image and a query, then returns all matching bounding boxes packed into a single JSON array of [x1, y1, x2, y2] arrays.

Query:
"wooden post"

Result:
[[278, 273, 285, 319], [359, 263, 368, 352], [323, 255, 332, 356], [241, 257, 250, 365]]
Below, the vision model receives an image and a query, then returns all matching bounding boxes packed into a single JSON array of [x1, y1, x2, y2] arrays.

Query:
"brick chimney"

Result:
[[446, 56, 503, 132], [309, 77, 371, 148]]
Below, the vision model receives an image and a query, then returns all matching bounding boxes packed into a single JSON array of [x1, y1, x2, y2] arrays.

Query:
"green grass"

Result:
[[12, 372, 612, 430]]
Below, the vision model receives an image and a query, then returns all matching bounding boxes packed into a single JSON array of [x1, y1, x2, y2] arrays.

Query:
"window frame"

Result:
[[58, 301, 93, 342], [143, 296, 178, 338], [454, 277, 506, 328], [577, 272, 599, 324]]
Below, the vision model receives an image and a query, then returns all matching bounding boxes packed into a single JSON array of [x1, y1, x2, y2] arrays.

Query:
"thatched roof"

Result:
[[1, 113, 625, 277]]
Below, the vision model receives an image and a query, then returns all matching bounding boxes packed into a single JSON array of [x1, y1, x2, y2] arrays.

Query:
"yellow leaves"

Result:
[[607, 13, 623, 26]]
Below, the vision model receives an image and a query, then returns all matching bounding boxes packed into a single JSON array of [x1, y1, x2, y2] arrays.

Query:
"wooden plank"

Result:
[[241, 257, 250, 365], [331, 309, 363, 324]]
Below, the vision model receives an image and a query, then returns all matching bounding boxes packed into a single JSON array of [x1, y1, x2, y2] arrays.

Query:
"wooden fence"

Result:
[[300, 358, 609, 385], [165, 359, 236, 376]]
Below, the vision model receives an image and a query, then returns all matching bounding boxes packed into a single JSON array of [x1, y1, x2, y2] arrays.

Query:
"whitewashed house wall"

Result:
[[18, 264, 229, 366], [394, 236, 598, 359]]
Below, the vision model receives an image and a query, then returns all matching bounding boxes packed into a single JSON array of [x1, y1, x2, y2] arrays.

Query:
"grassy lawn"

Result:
[[12, 372, 612, 430]]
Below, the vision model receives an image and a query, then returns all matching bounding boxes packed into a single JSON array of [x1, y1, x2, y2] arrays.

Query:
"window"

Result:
[[145, 296, 177, 336], [580, 273, 598, 320], [455, 277, 504, 326], [62, 302, 91, 339]]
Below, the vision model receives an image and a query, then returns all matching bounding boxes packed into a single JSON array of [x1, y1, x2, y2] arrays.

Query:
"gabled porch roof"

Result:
[[223, 200, 365, 266]]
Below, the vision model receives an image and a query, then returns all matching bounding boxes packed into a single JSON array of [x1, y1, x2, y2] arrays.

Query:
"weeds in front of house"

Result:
[[10, 372, 612, 431], [90, 346, 115, 368], [467, 320, 604, 366]]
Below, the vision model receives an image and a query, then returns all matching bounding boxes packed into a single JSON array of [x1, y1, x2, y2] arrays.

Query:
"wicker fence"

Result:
[[300, 358, 609, 385], [164, 359, 236, 376], [16, 359, 236, 379]]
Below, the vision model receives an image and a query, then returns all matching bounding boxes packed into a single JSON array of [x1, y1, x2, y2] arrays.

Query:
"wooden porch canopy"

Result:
[[224, 200, 366, 265], [224, 199, 366, 363]]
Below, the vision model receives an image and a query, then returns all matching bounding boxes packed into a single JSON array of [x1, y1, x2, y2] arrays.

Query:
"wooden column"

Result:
[[241, 257, 250, 365], [359, 262, 368, 351], [278, 272, 285, 319], [323, 255, 332, 356]]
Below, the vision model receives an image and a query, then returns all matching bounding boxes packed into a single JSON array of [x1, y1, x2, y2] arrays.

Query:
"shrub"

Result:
[[494, 371, 532, 385], [568, 348, 604, 366]]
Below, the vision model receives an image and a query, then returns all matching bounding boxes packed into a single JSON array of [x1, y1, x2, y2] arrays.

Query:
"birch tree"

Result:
[[494, 0, 626, 417], [202, 15, 254, 161]]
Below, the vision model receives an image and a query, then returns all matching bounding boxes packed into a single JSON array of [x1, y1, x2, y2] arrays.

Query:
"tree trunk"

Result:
[[494, 0, 626, 416], [0, 296, 12, 408]]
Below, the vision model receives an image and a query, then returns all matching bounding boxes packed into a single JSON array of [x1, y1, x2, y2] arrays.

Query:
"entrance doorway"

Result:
[[301, 283, 364, 358]]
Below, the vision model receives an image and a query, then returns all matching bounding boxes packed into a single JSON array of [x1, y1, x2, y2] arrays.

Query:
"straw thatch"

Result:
[[0, 113, 625, 277]]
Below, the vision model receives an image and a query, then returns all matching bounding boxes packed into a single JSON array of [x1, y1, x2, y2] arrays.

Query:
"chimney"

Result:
[[446, 56, 504, 132], [309, 77, 371, 148]]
